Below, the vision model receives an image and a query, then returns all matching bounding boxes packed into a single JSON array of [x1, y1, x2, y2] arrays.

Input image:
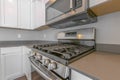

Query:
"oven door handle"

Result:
[[30, 57, 63, 80], [70, 0, 73, 9], [31, 63, 52, 80]]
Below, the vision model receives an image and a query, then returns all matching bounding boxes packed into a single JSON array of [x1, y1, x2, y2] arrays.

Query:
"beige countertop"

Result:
[[69, 51, 120, 80]]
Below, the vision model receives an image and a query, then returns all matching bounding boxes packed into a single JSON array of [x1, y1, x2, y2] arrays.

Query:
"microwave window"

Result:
[[46, 0, 71, 22]]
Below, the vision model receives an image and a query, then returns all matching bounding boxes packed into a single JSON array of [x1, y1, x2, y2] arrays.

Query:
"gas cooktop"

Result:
[[33, 43, 93, 59], [32, 43, 95, 65]]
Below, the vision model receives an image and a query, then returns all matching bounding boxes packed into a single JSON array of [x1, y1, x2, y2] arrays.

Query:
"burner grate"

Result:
[[33, 44, 94, 60]]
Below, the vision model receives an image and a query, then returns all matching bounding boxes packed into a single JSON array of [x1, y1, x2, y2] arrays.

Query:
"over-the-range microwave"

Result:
[[45, 0, 97, 29]]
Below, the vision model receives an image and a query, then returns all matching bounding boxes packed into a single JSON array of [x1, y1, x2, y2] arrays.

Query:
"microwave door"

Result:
[[46, 0, 71, 22]]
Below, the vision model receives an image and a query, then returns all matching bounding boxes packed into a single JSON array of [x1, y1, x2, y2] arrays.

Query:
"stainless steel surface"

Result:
[[30, 56, 63, 80], [48, 62, 57, 70], [57, 28, 95, 40], [45, 0, 97, 29], [46, 0, 87, 23], [30, 55, 69, 80]]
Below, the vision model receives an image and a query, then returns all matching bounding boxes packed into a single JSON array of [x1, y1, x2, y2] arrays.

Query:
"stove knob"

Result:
[[43, 59, 50, 66], [48, 62, 57, 70], [37, 55, 42, 60], [33, 52, 37, 55]]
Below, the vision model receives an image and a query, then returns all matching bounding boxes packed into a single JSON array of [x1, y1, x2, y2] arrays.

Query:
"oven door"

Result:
[[29, 56, 64, 80]]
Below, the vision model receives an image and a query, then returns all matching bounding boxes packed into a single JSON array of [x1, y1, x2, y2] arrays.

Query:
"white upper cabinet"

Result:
[[0, 0, 45, 29], [1, 0, 18, 28], [90, 0, 108, 7], [18, 0, 31, 29], [31, 0, 45, 29]]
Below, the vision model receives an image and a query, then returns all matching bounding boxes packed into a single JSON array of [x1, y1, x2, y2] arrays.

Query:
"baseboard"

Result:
[[7, 73, 25, 80]]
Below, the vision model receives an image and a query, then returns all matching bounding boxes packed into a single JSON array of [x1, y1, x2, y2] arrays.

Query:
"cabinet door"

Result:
[[1, 49, 23, 80], [31, 0, 45, 29], [90, 0, 108, 7], [71, 70, 93, 80], [1, 0, 18, 28], [18, 0, 31, 29], [23, 46, 32, 80]]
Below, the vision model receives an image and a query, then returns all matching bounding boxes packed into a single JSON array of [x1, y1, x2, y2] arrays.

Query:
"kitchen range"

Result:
[[29, 28, 96, 80]]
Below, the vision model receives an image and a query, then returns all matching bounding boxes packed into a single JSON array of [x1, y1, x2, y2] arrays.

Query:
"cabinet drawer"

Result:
[[1, 47, 22, 54]]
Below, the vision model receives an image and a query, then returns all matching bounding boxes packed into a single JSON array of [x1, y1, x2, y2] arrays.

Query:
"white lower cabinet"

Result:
[[22, 46, 32, 80], [0, 47, 24, 80], [71, 70, 93, 80], [0, 46, 32, 80]]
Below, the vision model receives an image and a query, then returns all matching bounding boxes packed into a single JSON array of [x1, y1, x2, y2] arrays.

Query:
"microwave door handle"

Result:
[[70, 0, 73, 9]]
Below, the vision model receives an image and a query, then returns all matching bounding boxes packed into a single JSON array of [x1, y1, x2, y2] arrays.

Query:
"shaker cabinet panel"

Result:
[[18, 0, 31, 29], [0, 0, 45, 29], [31, 0, 45, 29], [1, 52, 23, 80], [22, 46, 32, 80], [1, 0, 18, 28], [0, 47, 24, 80]]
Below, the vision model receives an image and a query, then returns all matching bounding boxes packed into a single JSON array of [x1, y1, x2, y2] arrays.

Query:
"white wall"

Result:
[[39, 11, 120, 45], [0, 28, 42, 41]]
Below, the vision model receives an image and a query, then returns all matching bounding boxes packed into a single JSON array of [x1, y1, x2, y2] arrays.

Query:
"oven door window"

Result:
[[46, 0, 71, 22]]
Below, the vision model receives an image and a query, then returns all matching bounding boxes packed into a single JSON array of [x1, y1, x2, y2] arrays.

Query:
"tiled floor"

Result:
[[15, 71, 45, 80]]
